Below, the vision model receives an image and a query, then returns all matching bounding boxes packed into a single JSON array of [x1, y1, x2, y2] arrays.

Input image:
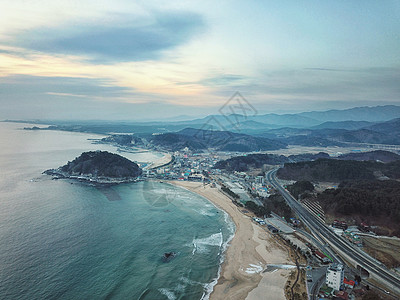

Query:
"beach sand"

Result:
[[170, 181, 293, 300], [147, 153, 172, 169]]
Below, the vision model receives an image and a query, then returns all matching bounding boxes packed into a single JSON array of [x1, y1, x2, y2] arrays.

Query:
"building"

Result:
[[335, 290, 349, 300], [326, 263, 344, 291], [315, 250, 332, 264], [255, 175, 265, 184], [343, 230, 363, 247], [343, 277, 355, 289]]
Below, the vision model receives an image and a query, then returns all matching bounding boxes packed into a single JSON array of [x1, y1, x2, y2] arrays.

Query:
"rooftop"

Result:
[[328, 263, 344, 272]]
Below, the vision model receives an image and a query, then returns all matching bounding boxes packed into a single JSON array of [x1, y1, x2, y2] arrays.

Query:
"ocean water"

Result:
[[0, 123, 235, 300]]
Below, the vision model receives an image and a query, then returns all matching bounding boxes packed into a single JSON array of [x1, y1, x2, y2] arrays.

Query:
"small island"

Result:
[[44, 151, 142, 184]]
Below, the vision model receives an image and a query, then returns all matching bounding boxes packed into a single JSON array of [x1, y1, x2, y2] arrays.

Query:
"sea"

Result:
[[0, 122, 235, 300]]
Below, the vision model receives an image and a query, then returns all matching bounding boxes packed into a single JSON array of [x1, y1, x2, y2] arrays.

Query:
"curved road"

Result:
[[266, 169, 400, 296]]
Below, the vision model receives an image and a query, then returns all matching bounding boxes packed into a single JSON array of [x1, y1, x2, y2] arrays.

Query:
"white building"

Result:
[[326, 263, 344, 291], [255, 176, 265, 184]]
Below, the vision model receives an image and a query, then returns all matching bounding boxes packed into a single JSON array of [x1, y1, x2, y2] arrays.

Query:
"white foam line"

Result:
[[166, 183, 236, 300], [158, 288, 177, 300], [201, 210, 235, 300]]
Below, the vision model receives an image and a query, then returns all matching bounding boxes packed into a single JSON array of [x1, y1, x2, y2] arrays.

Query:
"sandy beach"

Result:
[[171, 181, 294, 300], [147, 153, 173, 169]]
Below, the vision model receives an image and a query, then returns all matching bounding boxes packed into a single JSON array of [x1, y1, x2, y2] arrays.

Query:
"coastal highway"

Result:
[[265, 169, 400, 296]]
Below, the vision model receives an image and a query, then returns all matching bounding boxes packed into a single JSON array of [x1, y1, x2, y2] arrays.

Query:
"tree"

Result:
[[355, 274, 361, 284], [245, 201, 269, 217]]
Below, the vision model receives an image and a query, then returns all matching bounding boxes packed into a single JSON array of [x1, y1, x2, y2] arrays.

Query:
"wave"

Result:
[[200, 211, 235, 300], [197, 209, 215, 217], [192, 232, 223, 254], [201, 217, 236, 300], [158, 288, 177, 300]]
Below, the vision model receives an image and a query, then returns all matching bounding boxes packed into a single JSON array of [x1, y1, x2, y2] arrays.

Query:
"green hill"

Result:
[[45, 151, 142, 181]]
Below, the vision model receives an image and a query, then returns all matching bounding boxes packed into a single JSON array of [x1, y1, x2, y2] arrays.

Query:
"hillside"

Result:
[[277, 135, 345, 147], [214, 152, 329, 171], [318, 180, 400, 236], [256, 115, 400, 146], [277, 158, 400, 182], [337, 150, 400, 163], [151, 128, 287, 152], [99, 134, 144, 146], [322, 128, 398, 145], [309, 118, 400, 145], [299, 105, 400, 122], [277, 159, 377, 181], [150, 132, 207, 151], [214, 154, 288, 171], [311, 120, 374, 130], [44, 151, 142, 182], [366, 117, 400, 133]]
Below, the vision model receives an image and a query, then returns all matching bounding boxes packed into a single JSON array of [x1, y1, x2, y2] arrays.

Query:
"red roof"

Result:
[[343, 277, 355, 286], [315, 250, 326, 258]]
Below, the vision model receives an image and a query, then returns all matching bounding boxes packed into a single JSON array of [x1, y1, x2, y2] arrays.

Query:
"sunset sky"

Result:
[[0, 0, 399, 120]]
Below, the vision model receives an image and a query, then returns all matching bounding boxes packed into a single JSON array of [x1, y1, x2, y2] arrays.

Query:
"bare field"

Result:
[[362, 236, 400, 269]]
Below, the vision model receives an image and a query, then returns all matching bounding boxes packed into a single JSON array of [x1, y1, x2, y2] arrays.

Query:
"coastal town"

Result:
[[139, 148, 400, 300]]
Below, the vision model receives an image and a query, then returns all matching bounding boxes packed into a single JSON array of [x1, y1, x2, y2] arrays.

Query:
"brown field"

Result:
[[362, 236, 400, 269]]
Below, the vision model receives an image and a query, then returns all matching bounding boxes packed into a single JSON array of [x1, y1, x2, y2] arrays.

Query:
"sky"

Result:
[[0, 0, 399, 121]]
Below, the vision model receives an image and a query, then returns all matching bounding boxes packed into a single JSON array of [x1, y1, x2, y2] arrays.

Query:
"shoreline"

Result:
[[170, 181, 293, 300], [43, 169, 141, 184]]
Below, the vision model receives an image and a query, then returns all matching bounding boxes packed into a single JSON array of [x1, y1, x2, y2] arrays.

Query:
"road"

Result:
[[265, 169, 400, 296]]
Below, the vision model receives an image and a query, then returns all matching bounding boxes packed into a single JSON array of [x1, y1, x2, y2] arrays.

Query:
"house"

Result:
[[319, 286, 334, 298], [315, 250, 332, 264], [334, 290, 349, 300], [343, 277, 355, 289]]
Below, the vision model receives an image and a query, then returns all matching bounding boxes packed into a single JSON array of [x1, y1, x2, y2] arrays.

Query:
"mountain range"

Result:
[[150, 128, 286, 152], [17, 105, 400, 149]]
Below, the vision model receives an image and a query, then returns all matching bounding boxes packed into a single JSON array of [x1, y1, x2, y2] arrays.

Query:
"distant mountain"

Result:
[[258, 127, 312, 138], [225, 120, 272, 132], [366, 118, 400, 134], [186, 105, 400, 131], [320, 128, 397, 145], [251, 113, 320, 127], [259, 116, 400, 146], [150, 128, 287, 152], [182, 113, 320, 129], [317, 117, 400, 145], [311, 120, 374, 130], [277, 135, 346, 147], [299, 105, 400, 123]]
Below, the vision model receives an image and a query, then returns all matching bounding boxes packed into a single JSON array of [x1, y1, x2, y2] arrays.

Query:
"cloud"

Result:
[[199, 74, 247, 87], [0, 75, 132, 98], [177, 74, 247, 87], [10, 11, 204, 62], [0, 74, 216, 120], [304, 67, 344, 72]]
